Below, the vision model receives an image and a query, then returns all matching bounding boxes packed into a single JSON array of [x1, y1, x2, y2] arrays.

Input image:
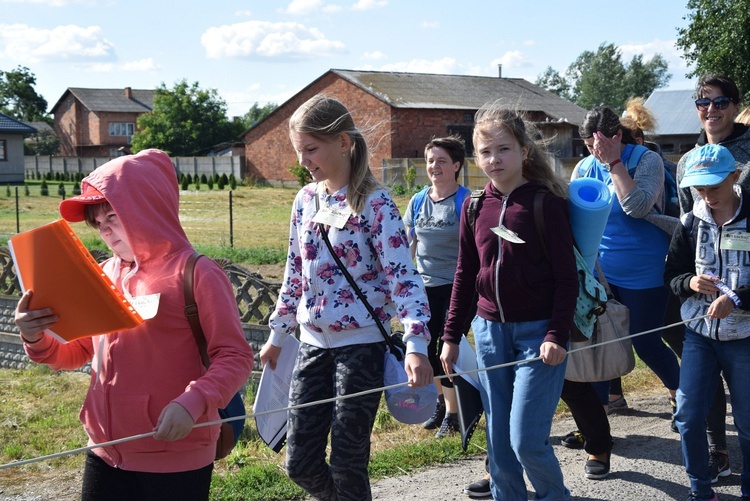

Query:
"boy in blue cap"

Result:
[[665, 144, 750, 501]]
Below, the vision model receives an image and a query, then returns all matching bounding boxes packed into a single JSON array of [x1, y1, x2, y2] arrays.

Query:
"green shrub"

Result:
[[404, 165, 416, 191], [207, 177, 214, 190], [5, 184, 9, 197], [57, 182, 65, 197], [391, 184, 407, 196], [229, 174, 237, 190], [200, 173, 208, 184], [288, 163, 311, 186], [24, 184, 30, 196], [40, 180, 49, 196], [181, 177, 189, 190]]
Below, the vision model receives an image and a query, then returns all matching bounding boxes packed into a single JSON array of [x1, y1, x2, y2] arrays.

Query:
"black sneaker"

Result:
[[463, 475, 491, 499], [561, 430, 585, 449], [709, 449, 731, 483], [435, 413, 459, 438], [422, 395, 445, 430], [584, 453, 611, 480]]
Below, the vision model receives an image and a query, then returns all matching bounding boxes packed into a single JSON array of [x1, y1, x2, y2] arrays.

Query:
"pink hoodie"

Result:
[[24, 149, 254, 472]]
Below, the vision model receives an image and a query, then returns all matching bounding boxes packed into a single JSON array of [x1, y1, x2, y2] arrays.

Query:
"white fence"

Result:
[[24, 155, 245, 179]]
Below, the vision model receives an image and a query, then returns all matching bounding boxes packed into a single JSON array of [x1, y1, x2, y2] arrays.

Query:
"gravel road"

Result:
[[370, 390, 745, 501], [1, 390, 744, 500]]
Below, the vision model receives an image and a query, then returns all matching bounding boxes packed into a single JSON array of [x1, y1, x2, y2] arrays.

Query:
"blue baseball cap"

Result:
[[383, 348, 438, 424], [680, 144, 737, 188]]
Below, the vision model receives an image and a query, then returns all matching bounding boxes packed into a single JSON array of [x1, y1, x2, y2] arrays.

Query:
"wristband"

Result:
[[705, 272, 742, 308]]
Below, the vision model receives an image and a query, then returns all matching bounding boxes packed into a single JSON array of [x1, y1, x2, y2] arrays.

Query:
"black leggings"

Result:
[[81, 451, 213, 501]]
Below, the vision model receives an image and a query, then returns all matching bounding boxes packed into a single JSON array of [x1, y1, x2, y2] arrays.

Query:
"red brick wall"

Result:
[[54, 96, 78, 156], [244, 73, 393, 184]]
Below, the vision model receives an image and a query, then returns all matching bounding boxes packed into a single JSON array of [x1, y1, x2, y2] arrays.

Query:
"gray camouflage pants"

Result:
[[286, 341, 386, 501]]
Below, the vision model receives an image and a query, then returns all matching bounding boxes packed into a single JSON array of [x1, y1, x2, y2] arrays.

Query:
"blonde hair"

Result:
[[620, 97, 658, 142], [473, 103, 568, 199], [288, 94, 378, 214], [737, 106, 750, 126]]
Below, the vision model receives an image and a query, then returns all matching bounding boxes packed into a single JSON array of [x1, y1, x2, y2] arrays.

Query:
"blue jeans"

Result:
[[675, 329, 750, 498], [472, 316, 570, 501], [593, 284, 680, 404]]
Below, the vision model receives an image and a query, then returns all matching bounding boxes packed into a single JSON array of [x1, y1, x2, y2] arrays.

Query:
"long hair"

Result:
[[579, 106, 637, 145], [473, 103, 568, 199], [288, 94, 378, 214], [621, 97, 657, 142]]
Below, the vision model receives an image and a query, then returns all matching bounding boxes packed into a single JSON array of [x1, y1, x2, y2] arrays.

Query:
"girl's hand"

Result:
[[540, 341, 566, 366], [440, 341, 459, 382], [259, 341, 282, 371], [404, 353, 433, 388], [707, 295, 734, 319], [14, 290, 57, 343], [153, 402, 195, 442], [689, 274, 720, 295], [592, 131, 622, 166]]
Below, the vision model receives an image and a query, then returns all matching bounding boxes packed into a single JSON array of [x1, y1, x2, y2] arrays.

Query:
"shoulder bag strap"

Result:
[[185, 251, 211, 369], [533, 190, 551, 263], [594, 259, 614, 299], [315, 193, 401, 358]]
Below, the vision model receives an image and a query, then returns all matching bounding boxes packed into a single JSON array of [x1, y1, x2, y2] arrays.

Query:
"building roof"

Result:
[[330, 69, 588, 125], [51, 87, 155, 114], [22, 121, 53, 133], [0, 113, 37, 134], [644, 89, 702, 136]]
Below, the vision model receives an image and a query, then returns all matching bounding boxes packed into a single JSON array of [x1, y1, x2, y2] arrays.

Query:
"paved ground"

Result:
[[369, 390, 746, 501]]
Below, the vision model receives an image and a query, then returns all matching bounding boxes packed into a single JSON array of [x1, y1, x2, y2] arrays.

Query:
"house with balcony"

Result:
[[50, 87, 155, 157]]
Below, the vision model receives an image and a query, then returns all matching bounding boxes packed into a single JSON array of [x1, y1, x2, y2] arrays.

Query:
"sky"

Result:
[[2, 0, 698, 119]]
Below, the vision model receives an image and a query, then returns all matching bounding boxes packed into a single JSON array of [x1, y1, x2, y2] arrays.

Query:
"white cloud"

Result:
[[0, 0, 89, 6], [0, 23, 115, 63], [421, 21, 439, 29], [88, 58, 160, 73], [201, 21, 346, 59], [284, 0, 323, 15], [362, 50, 386, 60], [351, 0, 387, 10], [491, 50, 533, 70], [619, 38, 694, 89], [234, 9, 253, 17]]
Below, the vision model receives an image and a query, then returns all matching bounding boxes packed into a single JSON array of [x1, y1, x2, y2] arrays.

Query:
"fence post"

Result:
[[229, 190, 234, 248], [15, 187, 19, 234]]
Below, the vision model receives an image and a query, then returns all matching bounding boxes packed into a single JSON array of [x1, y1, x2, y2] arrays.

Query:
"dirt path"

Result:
[[1, 391, 744, 500], [369, 390, 745, 501]]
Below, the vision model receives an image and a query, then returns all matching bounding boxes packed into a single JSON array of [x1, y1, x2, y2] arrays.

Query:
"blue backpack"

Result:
[[409, 185, 471, 229], [577, 144, 679, 218]]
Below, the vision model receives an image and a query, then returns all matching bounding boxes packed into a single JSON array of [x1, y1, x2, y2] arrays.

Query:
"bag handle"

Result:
[[594, 259, 614, 298], [315, 191, 402, 360], [184, 251, 211, 369]]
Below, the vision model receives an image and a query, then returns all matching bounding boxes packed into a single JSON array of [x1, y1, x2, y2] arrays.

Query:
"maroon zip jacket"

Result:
[[443, 181, 578, 348]]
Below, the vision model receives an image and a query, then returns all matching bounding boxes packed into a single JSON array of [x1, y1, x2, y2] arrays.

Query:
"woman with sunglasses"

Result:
[[677, 74, 750, 214], [671, 74, 750, 491]]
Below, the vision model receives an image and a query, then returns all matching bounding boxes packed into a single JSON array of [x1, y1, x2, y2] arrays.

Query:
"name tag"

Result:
[[491, 225, 525, 244], [313, 206, 351, 229], [720, 231, 750, 252], [128, 293, 160, 319]]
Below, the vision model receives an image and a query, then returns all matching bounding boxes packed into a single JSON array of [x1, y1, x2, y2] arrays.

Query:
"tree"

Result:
[[131, 80, 240, 156], [240, 102, 278, 128], [0, 66, 49, 122], [676, 0, 750, 101], [24, 129, 61, 156], [536, 43, 671, 113], [535, 67, 572, 100]]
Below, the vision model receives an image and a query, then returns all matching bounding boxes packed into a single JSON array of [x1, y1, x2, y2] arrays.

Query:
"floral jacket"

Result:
[[268, 183, 431, 356]]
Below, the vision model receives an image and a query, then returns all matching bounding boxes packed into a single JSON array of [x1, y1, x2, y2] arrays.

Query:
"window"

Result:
[[0, 140, 6, 161], [109, 122, 135, 137]]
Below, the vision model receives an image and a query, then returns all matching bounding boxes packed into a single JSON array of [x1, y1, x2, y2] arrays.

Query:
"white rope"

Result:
[[0, 313, 715, 470]]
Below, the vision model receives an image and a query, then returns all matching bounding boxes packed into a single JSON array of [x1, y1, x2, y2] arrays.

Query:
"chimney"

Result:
[[124, 87, 132, 99], [498, 64, 503, 78]]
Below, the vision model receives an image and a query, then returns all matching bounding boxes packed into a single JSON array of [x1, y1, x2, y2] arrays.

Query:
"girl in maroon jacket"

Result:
[[441, 104, 578, 500]]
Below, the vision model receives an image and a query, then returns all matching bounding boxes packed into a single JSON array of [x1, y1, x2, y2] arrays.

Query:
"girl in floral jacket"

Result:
[[260, 94, 433, 501]]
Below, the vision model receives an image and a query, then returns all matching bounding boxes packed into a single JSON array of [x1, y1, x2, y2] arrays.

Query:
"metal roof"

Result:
[[331, 69, 588, 125], [644, 89, 702, 136], [51, 88, 155, 113], [0, 113, 37, 134]]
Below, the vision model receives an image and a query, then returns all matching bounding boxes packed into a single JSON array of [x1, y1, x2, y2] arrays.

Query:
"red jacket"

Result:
[[25, 149, 254, 473]]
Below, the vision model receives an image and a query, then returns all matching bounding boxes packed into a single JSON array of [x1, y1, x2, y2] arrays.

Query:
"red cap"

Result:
[[59, 184, 107, 222]]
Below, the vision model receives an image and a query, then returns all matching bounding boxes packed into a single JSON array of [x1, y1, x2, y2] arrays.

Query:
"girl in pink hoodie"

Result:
[[14, 149, 254, 501]]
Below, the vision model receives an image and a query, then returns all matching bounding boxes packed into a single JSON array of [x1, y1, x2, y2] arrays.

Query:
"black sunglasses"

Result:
[[695, 96, 733, 110]]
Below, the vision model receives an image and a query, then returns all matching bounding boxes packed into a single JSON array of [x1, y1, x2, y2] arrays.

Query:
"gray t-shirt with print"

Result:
[[404, 191, 461, 287]]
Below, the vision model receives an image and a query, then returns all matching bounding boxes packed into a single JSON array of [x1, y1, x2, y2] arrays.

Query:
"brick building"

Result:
[[50, 87, 155, 157], [242, 69, 588, 185]]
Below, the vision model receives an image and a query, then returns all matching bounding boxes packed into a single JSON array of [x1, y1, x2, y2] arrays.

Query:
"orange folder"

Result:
[[8, 219, 144, 343]]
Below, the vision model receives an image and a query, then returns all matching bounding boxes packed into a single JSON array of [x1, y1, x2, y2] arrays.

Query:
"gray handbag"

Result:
[[565, 262, 634, 383]]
